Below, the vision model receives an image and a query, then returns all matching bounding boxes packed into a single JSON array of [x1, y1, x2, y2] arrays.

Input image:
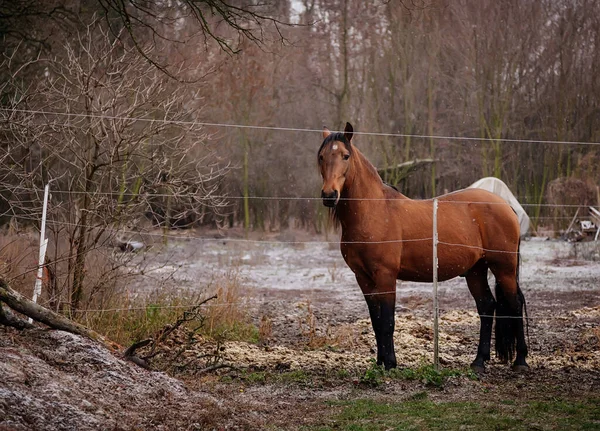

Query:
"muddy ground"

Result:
[[1, 232, 599, 430]]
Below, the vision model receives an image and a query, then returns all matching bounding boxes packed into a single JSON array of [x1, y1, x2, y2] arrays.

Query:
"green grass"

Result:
[[359, 359, 386, 387], [360, 359, 476, 388], [244, 371, 267, 384], [311, 397, 600, 431], [278, 370, 311, 384], [85, 300, 189, 345], [235, 361, 477, 390], [388, 364, 477, 387]]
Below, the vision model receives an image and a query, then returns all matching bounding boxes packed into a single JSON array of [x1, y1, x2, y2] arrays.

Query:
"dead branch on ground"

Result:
[[122, 294, 241, 375], [0, 278, 119, 352], [122, 294, 220, 371]]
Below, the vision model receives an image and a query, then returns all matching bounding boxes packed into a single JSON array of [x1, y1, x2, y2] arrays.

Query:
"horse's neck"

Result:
[[337, 148, 408, 227], [345, 148, 409, 198], [344, 148, 385, 198]]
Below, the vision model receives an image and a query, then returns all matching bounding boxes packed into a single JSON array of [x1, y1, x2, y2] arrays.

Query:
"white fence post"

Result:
[[432, 198, 440, 370], [30, 183, 50, 323]]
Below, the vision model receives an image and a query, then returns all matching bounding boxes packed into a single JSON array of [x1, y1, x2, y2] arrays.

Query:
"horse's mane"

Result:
[[349, 145, 385, 186]]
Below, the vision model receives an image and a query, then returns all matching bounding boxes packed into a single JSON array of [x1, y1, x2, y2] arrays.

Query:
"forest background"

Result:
[[1, 0, 599, 314]]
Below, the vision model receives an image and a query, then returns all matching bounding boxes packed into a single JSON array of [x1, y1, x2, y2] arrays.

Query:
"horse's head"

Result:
[[318, 122, 354, 207]]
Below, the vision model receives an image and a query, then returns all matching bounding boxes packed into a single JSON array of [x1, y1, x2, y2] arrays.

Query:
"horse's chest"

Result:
[[340, 244, 357, 271], [340, 240, 401, 277]]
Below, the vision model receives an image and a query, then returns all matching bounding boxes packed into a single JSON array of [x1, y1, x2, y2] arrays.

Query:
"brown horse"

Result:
[[318, 123, 528, 373]]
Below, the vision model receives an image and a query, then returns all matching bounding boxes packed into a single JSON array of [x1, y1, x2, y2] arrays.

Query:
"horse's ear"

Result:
[[344, 122, 354, 143], [322, 127, 331, 139]]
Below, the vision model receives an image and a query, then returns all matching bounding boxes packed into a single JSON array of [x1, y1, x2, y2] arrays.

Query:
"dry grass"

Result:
[[296, 300, 358, 349], [83, 270, 258, 346], [80, 290, 202, 345], [198, 269, 258, 342], [0, 230, 258, 347], [0, 230, 136, 313], [258, 314, 273, 345], [330, 323, 363, 350], [0, 231, 40, 295], [297, 300, 322, 347]]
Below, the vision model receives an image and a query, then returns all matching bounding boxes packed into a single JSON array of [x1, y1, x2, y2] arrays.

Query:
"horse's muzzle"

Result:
[[321, 190, 338, 207]]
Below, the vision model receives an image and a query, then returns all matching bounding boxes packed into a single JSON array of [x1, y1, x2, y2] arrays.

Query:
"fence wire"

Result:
[[4, 107, 600, 146]]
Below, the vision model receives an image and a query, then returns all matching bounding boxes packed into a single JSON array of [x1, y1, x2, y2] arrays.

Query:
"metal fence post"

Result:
[[432, 198, 440, 370]]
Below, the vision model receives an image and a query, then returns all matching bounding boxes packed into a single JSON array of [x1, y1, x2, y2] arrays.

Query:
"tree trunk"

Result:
[[242, 133, 250, 236], [70, 202, 89, 315]]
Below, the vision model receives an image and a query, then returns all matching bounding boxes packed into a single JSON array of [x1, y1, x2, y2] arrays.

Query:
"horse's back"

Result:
[[438, 187, 508, 205], [389, 188, 515, 281], [439, 188, 520, 259]]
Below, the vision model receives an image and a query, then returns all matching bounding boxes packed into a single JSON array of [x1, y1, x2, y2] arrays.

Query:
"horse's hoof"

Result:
[[470, 364, 485, 375], [384, 360, 397, 370], [511, 364, 530, 374]]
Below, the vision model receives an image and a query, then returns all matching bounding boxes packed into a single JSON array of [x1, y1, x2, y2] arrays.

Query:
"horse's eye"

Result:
[[319, 155, 324, 162], [343, 154, 350, 160]]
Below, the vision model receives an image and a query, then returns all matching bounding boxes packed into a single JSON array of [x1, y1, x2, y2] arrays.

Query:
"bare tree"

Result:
[[0, 1, 290, 75], [3, 0, 600, 238], [0, 20, 229, 314]]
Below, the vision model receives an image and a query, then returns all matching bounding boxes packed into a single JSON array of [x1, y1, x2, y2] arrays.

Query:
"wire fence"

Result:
[[1, 197, 598, 373], [17, 200, 598, 322], [1, 110, 599, 367], [5, 212, 595, 248], [0, 185, 596, 208], [4, 107, 600, 146], [6, 210, 595, 245]]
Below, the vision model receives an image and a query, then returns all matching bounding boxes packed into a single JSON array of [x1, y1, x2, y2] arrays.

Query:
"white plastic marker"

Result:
[[30, 183, 50, 323]]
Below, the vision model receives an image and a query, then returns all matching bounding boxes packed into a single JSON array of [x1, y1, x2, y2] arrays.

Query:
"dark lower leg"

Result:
[[365, 296, 397, 370], [466, 262, 495, 372], [512, 321, 528, 368], [472, 295, 495, 370]]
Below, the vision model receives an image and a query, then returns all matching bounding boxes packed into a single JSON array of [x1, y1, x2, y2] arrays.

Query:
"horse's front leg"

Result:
[[356, 270, 397, 370]]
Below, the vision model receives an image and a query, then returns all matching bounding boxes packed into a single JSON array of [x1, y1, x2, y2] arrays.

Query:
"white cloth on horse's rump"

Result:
[[468, 177, 530, 236]]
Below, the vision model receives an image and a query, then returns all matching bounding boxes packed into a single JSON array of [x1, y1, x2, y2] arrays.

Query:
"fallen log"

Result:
[[0, 279, 225, 372], [0, 301, 34, 329], [0, 279, 119, 351]]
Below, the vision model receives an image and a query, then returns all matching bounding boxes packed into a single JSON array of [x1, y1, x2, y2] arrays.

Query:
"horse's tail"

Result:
[[495, 239, 528, 363]]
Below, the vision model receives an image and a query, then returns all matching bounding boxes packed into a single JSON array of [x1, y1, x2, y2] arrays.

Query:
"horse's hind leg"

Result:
[[490, 268, 529, 372], [465, 259, 495, 374]]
